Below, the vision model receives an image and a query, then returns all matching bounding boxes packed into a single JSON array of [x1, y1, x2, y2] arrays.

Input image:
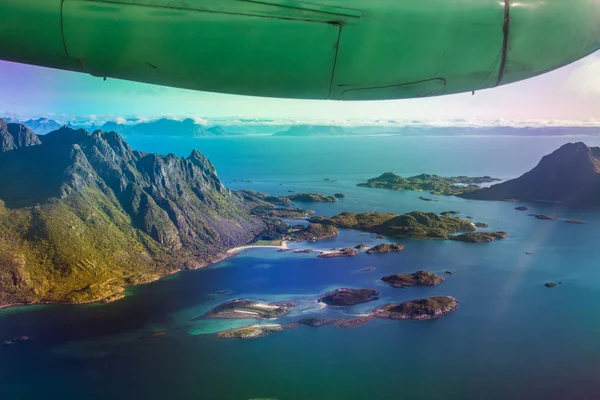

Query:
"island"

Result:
[[544, 281, 563, 288], [216, 324, 284, 339], [334, 193, 346, 198], [309, 211, 475, 240], [319, 288, 379, 306], [200, 300, 296, 320], [448, 232, 508, 243], [372, 296, 459, 320], [287, 193, 337, 203], [317, 248, 359, 258], [381, 270, 444, 288], [460, 142, 600, 206], [515, 206, 529, 211], [366, 243, 405, 254], [358, 172, 500, 196], [530, 214, 557, 221], [565, 220, 586, 224]]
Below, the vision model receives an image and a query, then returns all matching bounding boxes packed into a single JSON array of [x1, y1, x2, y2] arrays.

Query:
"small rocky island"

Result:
[[201, 300, 296, 320], [217, 324, 284, 339], [366, 243, 405, 254], [358, 172, 500, 196], [319, 288, 379, 306], [310, 211, 475, 240], [317, 248, 359, 258], [381, 270, 444, 288], [449, 231, 508, 243], [372, 296, 459, 320], [287, 193, 338, 203]]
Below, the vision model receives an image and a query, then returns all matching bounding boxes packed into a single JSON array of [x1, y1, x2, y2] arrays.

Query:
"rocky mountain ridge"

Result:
[[0, 120, 264, 307]]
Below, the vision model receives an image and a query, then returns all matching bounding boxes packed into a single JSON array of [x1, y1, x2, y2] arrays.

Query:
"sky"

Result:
[[1, 51, 600, 126]]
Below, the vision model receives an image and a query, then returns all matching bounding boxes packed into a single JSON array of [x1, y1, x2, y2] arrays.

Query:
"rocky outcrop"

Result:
[[366, 243, 405, 254], [373, 296, 459, 320], [319, 288, 379, 306], [381, 270, 444, 288], [0, 119, 41, 152], [318, 248, 358, 258], [448, 232, 508, 243], [216, 324, 283, 339]]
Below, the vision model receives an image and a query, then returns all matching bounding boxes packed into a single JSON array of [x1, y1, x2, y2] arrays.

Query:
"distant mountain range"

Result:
[[99, 118, 244, 137], [273, 125, 600, 137], [8, 116, 600, 137], [23, 118, 70, 135], [17, 117, 246, 137], [461, 142, 600, 206], [273, 125, 347, 137]]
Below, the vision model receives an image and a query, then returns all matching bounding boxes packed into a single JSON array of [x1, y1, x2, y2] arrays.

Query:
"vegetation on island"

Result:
[[373, 296, 459, 320], [319, 288, 379, 306], [309, 211, 475, 240], [381, 270, 444, 288], [448, 231, 508, 243], [201, 299, 296, 320], [0, 121, 269, 308], [287, 193, 338, 203], [358, 172, 499, 196]]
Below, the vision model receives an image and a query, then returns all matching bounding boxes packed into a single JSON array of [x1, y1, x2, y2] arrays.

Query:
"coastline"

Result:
[[226, 241, 288, 254], [0, 241, 287, 312]]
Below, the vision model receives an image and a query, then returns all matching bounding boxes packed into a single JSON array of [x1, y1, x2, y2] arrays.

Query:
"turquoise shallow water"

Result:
[[3, 136, 600, 399]]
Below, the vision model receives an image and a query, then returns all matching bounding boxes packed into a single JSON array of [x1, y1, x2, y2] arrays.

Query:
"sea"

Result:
[[2, 135, 600, 400]]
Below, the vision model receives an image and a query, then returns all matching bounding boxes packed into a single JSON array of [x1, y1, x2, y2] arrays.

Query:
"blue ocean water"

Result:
[[2, 135, 600, 399]]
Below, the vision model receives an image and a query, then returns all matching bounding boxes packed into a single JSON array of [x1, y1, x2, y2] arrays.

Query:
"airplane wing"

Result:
[[1, 0, 599, 100]]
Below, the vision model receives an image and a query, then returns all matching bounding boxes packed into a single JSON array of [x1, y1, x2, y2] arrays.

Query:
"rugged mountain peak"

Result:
[[0, 118, 41, 152], [461, 142, 600, 205], [0, 126, 264, 306]]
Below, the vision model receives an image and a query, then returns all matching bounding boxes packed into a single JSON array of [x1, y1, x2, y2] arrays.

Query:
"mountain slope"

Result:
[[0, 121, 264, 307], [0, 120, 41, 152], [461, 142, 600, 205]]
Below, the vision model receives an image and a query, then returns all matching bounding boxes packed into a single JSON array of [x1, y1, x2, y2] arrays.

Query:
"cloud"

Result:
[[563, 54, 600, 96]]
